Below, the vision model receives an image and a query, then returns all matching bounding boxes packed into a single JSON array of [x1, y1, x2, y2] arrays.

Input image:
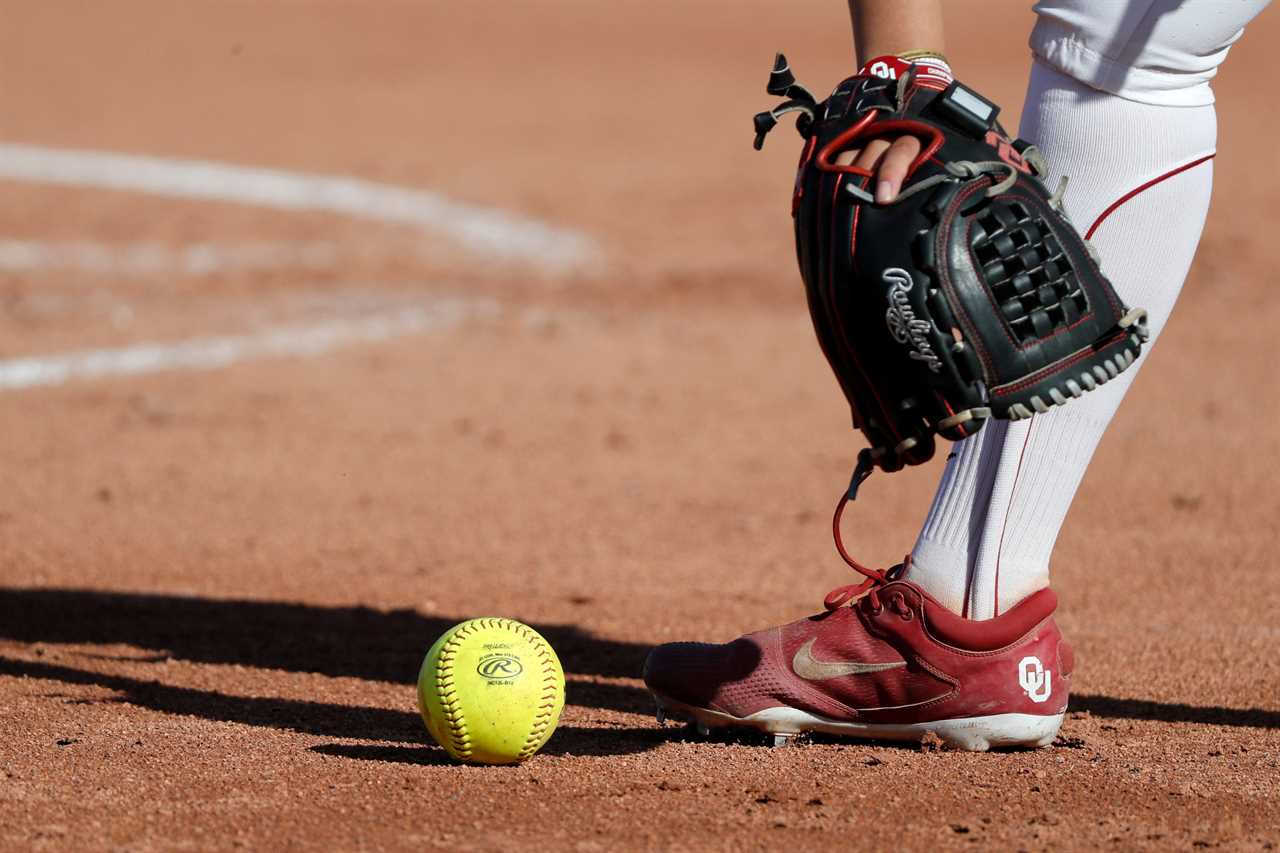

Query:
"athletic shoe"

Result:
[[643, 497, 1072, 751]]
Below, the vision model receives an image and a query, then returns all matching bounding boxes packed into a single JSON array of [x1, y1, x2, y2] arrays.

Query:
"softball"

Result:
[[417, 617, 565, 765]]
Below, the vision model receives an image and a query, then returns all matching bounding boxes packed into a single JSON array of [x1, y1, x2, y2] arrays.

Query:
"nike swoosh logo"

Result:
[[792, 639, 906, 681]]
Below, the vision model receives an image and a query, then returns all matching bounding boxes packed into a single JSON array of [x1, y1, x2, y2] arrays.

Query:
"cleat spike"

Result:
[[1103, 359, 1118, 378], [655, 706, 666, 725], [696, 721, 711, 737], [1065, 379, 1083, 398], [772, 733, 794, 747], [1048, 388, 1067, 406], [1030, 395, 1049, 413], [1093, 366, 1109, 383], [1080, 372, 1097, 391]]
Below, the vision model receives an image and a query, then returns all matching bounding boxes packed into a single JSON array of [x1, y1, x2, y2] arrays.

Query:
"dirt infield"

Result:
[[1, 1, 1277, 850]]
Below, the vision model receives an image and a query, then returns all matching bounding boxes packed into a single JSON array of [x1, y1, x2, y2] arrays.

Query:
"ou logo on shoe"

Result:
[[1018, 655, 1052, 703]]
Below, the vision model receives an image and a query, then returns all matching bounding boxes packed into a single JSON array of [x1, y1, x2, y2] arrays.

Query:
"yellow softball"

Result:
[[417, 617, 565, 765]]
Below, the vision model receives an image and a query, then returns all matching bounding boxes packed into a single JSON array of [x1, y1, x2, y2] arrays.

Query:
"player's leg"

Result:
[[906, 0, 1271, 619], [644, 0, 1271, 751]]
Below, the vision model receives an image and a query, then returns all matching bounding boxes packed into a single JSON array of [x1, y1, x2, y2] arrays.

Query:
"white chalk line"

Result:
[[0, 143, 598, 271], [0, 238, 339, 276], [0, 298, 499, 391]]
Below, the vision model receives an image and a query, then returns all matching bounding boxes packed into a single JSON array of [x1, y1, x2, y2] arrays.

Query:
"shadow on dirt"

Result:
[[1071, 694, 1280, 729], [0, 587, 653, 714], [0, 654, 427, 742], [0, 655, 672, 756], [3, 589, 1277, 740], [310, 725, 676, 765], [309, 744, 460, 767]]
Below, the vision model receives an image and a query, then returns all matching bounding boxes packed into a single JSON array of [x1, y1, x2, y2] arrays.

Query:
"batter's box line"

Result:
[[0, 298, 500, 391], [0, 143, 601, 273]]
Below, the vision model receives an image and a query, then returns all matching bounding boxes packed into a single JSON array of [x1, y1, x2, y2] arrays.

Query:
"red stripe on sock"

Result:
[[991, 417, 1036, 618], [1084, 154, 1215, 240]]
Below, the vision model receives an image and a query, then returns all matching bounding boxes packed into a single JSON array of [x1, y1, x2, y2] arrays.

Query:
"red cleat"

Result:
[[643, 496, 1072, 751]]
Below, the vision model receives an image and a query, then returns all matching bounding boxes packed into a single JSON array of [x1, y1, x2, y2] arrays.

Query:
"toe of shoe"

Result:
[[643, 640, 762, 707], [643, 642, 710, 700]]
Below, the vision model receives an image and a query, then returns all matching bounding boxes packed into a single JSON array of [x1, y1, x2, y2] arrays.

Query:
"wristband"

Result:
[[858, 51, 954, 92]]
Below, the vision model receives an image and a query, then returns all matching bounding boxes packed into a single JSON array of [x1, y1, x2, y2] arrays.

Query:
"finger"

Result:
[[874, 136, 923, 203], [852, 138, 891, 172], [833, 141, 885, 168]]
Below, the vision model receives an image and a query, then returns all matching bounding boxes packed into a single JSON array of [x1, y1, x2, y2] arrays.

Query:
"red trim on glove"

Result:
[[814, 118, 945, 184]]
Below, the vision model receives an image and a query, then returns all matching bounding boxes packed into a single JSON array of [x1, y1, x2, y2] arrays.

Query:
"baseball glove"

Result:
[[754, 53, 1148, 489]]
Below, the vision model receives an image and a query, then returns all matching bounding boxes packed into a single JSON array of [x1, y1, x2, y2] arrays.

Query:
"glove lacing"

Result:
[[823, 483, 910, 613], [819, 448, 910, 612], [843, 159, 1068, 206]]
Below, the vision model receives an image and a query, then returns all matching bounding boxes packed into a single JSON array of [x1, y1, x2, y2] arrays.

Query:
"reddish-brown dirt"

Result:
[[1, 1, 1277, 850]]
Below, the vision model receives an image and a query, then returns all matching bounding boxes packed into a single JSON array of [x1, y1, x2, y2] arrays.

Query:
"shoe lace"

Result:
[[822, 449, 908, 613]]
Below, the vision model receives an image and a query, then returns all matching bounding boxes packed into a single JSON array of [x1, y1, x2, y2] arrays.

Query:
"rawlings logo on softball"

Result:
[[883, 268, 943, 373], [477, 652, 523, 681]]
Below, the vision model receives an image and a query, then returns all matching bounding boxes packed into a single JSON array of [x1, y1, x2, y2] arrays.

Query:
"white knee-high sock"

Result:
[[906, 61, 1216, 619]]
